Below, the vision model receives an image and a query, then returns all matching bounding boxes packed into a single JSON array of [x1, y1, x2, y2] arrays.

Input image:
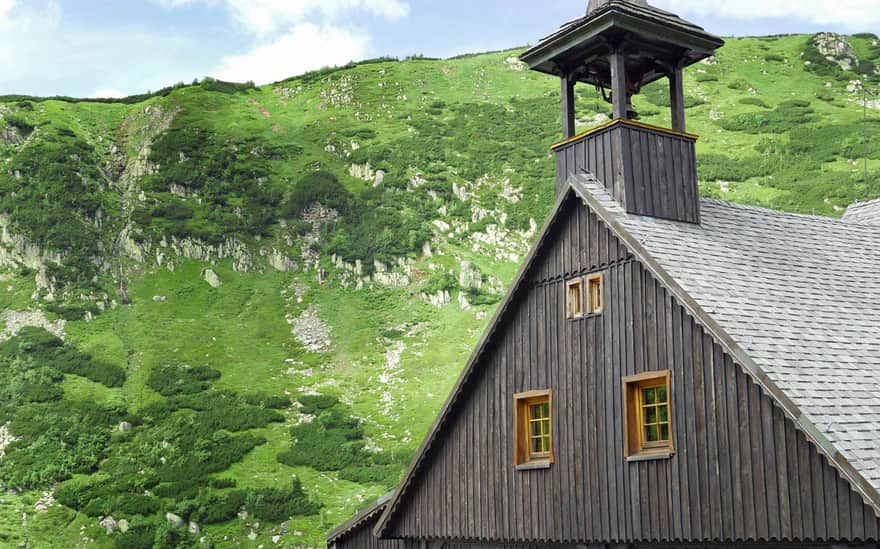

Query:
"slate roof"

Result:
[[572, 174, 880, 506], [529, 0, 711, 49], [844, 197, 880, 225], [327, 495, 391, 545]]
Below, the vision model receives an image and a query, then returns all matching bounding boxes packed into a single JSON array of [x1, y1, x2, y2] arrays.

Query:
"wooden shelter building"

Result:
[[328, 1, 880, 547]]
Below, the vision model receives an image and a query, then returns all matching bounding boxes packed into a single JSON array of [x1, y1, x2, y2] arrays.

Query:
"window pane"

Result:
[[643, 388, 656, 405], [532, 437, 542, 453], [645, 424, 659, 442], [542, 435, 550, 453], [657, 385, 667, 403], [645, 406, 657, 424], [660, 424, 670, 441], [659, 405, 668, 423], [531, 421, 542, 437]]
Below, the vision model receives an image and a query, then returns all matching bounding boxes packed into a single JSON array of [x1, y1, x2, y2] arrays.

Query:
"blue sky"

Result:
[[1, 0, 878, 98]]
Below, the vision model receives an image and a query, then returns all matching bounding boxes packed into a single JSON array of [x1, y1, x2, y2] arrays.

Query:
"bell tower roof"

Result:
[[521, 0, 723, 90]]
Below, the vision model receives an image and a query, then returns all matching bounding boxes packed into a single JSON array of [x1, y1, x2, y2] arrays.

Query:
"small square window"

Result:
[[565, 278, 584, 319], [587, 272, 604, 314], [514, 390, 553, 466], [623, 371, 674, 459]]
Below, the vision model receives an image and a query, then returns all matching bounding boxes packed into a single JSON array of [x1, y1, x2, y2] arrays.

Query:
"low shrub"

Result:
[[245, 478, 321, 521], [146, 365, 221, 396], [738, 97, 770, 108], [697, 154, 772, 182], [296, 394, 338, 414], [192, 490, 247, 524]]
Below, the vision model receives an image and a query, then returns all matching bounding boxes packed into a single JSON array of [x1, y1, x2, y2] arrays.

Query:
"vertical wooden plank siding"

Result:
[[387, 198, 880, 545], [552, 123, 700, 223]]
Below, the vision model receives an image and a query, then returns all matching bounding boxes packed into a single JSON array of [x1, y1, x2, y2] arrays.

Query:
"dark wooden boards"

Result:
[[384, 196, 880, 545], [553, 121, 700, 224]]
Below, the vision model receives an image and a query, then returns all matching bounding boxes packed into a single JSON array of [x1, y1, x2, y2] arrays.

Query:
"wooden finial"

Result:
[[587, 0, 649, 14]]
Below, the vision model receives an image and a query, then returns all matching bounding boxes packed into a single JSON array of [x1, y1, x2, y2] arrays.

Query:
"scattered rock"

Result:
[[118, 519, 130, 533], [202, 269, 222, 288], [152, 295, 167, 302], [188, 521, 200, 535], [0, 423, 18, 459], [118, 422, 132, 433], [165, 512, 184, 529], [248, 530, 258, 541], [33, 490, 53, 513], [99, 516, 118, 534], [504, 56, 527, 71], [288, 304, 331, 352]]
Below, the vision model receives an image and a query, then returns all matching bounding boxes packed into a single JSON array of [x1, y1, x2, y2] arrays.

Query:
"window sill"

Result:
[[626, 450, 674, 463], [567, 312, 602, 322], [515, 460, 552, 471]]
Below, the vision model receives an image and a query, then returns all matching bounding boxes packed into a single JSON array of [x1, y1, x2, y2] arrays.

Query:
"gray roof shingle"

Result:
[[844, 197, 880, 226], [573, 175, 880, 503]]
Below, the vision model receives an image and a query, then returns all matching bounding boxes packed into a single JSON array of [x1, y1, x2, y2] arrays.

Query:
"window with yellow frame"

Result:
[[513, 390, 554, 467], [623, 371, 674, 459]]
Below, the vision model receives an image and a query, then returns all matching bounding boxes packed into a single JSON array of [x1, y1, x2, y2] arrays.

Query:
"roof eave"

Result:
[[327, 495, 392, 545], [521, 9, 723, 72]]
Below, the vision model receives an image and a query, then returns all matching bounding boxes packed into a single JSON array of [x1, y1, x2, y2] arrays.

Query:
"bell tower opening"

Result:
[[521, 0, 724, 223]]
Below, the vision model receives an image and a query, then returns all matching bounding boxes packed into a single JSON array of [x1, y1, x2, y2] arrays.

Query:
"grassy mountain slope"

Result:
[[0, 32, 878, 548]]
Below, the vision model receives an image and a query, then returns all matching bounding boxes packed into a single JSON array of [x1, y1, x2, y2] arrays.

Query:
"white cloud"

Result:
[[214, 23, 368, 84], [154, 0, 409, 35], [0, 2, 202, 97], [658, 0, 880, 29], [0, 0, 15, 25], [91, 88, 128, 99]]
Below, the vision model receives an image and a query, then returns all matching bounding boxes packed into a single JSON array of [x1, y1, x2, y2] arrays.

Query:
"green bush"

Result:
[[146, 365, 221, 396], [296, 394, 338, 414], [245, 478, 321, 521], [697, 154, 772, 182], [718, 100, 815, 133], [738, 97, 770, 108], [727, 78, 752, 91], [192, 490, 247, 524], [695, 73, 719, 82], [765, 54, 786, 63], [338, 464, 402, 487], [282, 171, 353, 217]]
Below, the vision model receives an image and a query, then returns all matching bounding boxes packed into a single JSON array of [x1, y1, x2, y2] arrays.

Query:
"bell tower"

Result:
[[521, 0, 723, 223]]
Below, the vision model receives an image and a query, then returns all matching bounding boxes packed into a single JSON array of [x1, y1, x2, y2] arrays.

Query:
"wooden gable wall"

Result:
[[383, 195, 880, 545]]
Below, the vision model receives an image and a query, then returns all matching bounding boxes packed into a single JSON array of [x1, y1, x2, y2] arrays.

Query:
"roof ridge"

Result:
[[848, 196, 880, 208], [700, 197, 880, 227]]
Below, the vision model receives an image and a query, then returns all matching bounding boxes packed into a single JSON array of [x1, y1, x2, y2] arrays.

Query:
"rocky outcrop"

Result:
[[0, 125, 23, 145], [0, 310, 65, 342], [813, 33, 860, 71], [349, 162, 386, 187]]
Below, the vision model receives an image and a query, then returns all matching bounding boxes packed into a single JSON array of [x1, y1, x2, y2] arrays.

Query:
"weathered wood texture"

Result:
[[554, 122, 700, 223], [331, 516, 404, 549], [385, 197, 880, 545]]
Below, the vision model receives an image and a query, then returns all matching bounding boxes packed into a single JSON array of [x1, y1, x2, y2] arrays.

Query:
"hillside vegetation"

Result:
[[0, 32, 878, 548]]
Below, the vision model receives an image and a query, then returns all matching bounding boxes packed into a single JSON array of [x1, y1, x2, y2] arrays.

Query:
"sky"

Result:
[[1, 0, 879, 98]]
